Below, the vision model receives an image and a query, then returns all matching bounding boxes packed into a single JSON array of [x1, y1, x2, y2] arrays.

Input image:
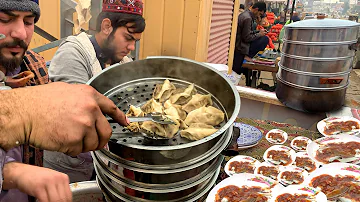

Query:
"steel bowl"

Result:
[[70, 181, 105, 202], [280, 53, 353, 74], [282, 40, 357, 58], [277, 64, 350, 89]]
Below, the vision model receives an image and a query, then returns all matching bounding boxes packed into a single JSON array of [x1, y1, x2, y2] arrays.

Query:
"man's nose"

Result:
[[128, 41, 136, 51], [10, 21, 27, 41]]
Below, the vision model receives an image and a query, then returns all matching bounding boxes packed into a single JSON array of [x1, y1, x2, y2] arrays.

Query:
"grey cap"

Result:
[[0, 0, 40, 23]]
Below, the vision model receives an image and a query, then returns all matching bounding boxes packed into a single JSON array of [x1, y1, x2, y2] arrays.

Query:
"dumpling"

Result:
[[169, 83, 197, 105], [182, 94, 212, 113], [180, 123, 218, 141], [153, 79, 176, 103], [184, 106, 224, 126], [141, 98, 163, 114], [141, 116, 180, 138], [125, 105, 144, 132], [164, 101, 187, 120]]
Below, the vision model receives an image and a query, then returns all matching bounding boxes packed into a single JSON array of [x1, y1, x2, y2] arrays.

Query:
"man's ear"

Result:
[[101, 18, 114, 36]]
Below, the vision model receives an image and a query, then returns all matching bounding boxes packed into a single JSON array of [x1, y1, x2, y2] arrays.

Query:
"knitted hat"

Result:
[[0, 0, 40, 23], [102, 0, 143, 16]]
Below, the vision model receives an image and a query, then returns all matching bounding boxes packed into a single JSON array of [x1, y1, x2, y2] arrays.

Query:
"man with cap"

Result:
[[46, 0, 146, 183], [0, 0, 73, 201]]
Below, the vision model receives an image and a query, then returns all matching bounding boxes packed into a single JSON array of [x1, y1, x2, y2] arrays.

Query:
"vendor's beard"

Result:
[[0, 39, 28, 73], [102, 36, 122, 65]]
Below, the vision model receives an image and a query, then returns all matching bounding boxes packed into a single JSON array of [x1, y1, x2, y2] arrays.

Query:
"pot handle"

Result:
[[349, 43, 359, 51], [319, 77, 343, 84]]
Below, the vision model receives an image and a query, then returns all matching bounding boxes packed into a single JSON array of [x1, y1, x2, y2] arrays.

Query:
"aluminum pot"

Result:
[[70, 181, 105, 202], [283, 18, 360, 42], [282, 40, 357, 58], [280, 53, 353, 74], [276, 75, 347, 113], [277, 64, 350, 89]]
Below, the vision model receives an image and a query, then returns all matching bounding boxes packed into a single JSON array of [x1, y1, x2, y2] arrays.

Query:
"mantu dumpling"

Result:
[[125, 105, 144, 132], [153, 79, 176, 103], [141, 116, 180, 138], [184, 106, 224, 126], [164, 100, 187, 120], [182, 94, 212, 113], [141, 98, 163, 114], [180, 123, 218, 141], [169, 83, 197, 105]]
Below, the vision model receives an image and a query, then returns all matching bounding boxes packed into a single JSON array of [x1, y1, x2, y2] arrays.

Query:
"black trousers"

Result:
[[232, 36, 269, 86]]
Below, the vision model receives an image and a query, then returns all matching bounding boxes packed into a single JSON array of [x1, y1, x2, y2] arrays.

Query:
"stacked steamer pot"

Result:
[[87, 56, 241, 202], [276, 15, 360, 113]]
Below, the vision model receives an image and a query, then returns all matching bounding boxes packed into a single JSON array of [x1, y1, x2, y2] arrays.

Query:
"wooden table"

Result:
[[241, 62, 279, 88]]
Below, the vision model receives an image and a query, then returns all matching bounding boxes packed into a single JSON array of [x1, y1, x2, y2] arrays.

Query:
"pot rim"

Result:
[[276, 74, 349, 91], [280, 53, 354, 61], [278, 63, 352, 76], [282, 39, 358, 46]]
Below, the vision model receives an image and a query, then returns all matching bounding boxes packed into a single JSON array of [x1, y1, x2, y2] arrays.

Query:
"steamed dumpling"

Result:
[[184, 106, 224, 126], [141, 116, 180, 138], [141, 98, 163, 114], [164, 100, 187, 120], [182, 94, 212, 113], [180, 123, 218, 141], [153, 79, 176, 103], [169, 84, 197, 105], [126, 105, 145, 117]]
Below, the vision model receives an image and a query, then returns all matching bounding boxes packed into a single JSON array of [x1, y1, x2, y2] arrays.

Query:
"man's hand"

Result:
[[3, 162, 72, 202], [5, 71, 35, 88], [0, 82, 129, 155], [259, 29, 267, 36]]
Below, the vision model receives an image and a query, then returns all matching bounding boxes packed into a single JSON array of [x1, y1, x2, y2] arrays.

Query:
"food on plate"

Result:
[[267, 132, 285, 143], [182, 94, 212, 113], [315, 141, 360, 163], [184, 106, 224, 126], [180, 123, 217, 140], [228, 161, 256, 174], [256, 165, 280, 180], [169, 83, 197, 105], [141, 98, 164, 114], [267, 150, 293, 166], [324, 120, 360, 136], [215, 185, 270, 202], [310, 174, 360, 201], [295, 156, 317, 173], [275, 193, 315, 202], [280, 171, 305, 185], [153, 79, 176, 102], [292, 139, 309, 151]]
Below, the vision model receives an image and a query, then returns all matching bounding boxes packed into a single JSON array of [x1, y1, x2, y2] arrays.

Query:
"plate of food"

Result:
[[225, 155, 261, 176], [306, 135, 360, 165], [303, 163, 360, 202], [270, 185, 327, 202], [290, 136, 312, 152], [277, 166, 308, 186], [254, 162, 283, 180], [206, 173, 283, 202], [293, 152, 318, 173], [265, 129, 288, 145], [317, 116, 360, 136], [263, 145, 296, 166]]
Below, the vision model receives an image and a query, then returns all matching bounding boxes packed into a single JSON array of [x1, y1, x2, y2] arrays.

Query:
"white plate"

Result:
[[303, 163, 360, 202], [254, 162, 283, 180], [270, 185, 327, 202], [225, 155, 260, 176], [206, 173, 284, 202], [306, 134, 360, 165], [277, 166, 308, 186], [317, 116, 360, 136], [263, 145, 296, 166], [265, 129, 288, 144], [293, 152, 319, 173], [290, 136, 312, 152]]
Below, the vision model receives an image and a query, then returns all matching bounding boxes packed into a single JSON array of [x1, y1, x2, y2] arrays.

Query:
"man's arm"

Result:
[[241, 18, 260, 42], [49, 42, 90, 84]]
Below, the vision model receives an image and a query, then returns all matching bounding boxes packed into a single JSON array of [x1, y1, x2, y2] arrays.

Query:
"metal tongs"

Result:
[[108, 112, 176, 125]]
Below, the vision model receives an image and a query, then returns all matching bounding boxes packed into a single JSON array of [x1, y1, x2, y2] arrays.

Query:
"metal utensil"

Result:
[[108, 112, 176, 125]]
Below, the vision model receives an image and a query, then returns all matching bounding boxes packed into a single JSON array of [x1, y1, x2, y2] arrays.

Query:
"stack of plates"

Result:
[[234, 122, 263, 150]]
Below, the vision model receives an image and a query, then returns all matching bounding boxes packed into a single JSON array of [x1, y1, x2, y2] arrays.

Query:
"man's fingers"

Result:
[[81, 125, 99, 153], [57, 177, 72, 202], [94, 110, 112, 150], [46, 185, 60, 202], [94, 91, 128, 126]]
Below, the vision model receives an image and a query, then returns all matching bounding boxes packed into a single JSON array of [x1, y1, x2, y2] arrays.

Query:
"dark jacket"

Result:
[[235, 10, 261, 55]]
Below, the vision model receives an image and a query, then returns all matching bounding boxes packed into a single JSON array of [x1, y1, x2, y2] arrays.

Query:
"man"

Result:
[[239, 4, 245, 14], [232, 2, 269, 86], [47, 0, 146, 183]]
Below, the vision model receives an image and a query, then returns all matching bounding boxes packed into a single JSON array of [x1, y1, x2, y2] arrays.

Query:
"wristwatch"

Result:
[[0, 71, 6, 86]]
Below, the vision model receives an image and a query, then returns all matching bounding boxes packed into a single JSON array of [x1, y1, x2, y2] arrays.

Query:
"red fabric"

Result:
[[266, 36, 275, 49], [102, 0, 143, 16]]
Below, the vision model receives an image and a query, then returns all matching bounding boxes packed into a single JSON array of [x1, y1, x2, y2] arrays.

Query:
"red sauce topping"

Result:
[[229, 161, 255, 174], [281, 171, 304, 184], [295, 157, 317, 173], [268, 132, 285, 143], [293, 139, 308, 150], [315, 141, 360, 163], [215, 185, 269, 202], [324, 120, 360, 135], [267, 150, 292, 166], [257, 166, 280, 180], [275, 193, 313, 202]]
